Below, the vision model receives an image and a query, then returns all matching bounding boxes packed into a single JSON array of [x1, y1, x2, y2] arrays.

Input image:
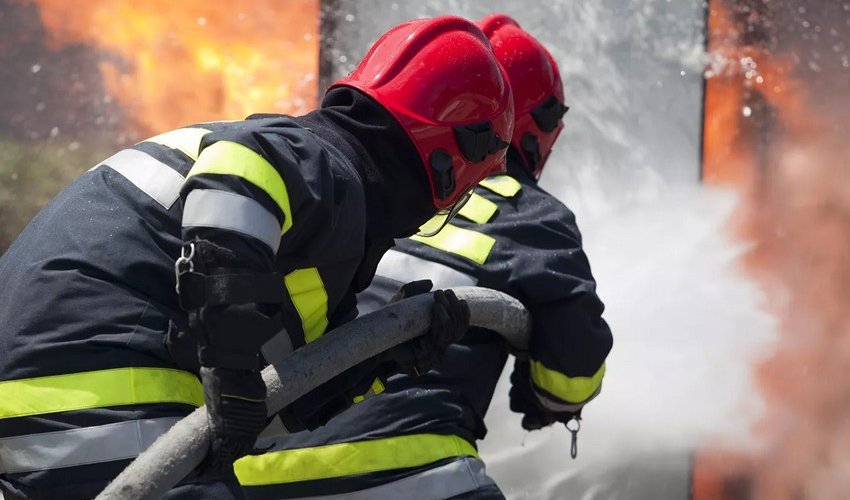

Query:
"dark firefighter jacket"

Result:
[[0, 95, 418, 498], [237, 161, 614, 499]]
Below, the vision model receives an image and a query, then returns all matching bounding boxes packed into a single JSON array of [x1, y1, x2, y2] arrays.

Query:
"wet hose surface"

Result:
[[96, 287, 531, 500]]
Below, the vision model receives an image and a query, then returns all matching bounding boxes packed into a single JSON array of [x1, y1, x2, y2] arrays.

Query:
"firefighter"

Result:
[[0, 16, 514, 500], [237, 14, 613, 500]]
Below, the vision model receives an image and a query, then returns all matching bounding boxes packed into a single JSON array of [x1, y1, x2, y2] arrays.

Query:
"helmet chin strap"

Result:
[[415, 189, 474, 238]]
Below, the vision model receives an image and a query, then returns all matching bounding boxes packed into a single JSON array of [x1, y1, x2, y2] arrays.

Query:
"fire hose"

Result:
[[96, 286, 531, 500]]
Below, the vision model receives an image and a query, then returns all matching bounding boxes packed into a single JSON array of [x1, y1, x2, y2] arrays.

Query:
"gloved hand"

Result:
[[380, 282, 470, 376], [190, 302, 282, 478], [388, 279, 435, 304], [509, 359, 580, 431], [199, 367, 269, 478]]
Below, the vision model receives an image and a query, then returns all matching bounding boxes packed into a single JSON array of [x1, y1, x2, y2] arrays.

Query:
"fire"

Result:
[[702, 1, 811, 187], [24, 0, 319, 136], [699, 1, 850, 499]]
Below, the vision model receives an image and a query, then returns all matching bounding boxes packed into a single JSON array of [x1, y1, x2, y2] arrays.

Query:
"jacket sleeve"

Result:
[[508, 199, 613, 410], [179, 118, 326, 271]]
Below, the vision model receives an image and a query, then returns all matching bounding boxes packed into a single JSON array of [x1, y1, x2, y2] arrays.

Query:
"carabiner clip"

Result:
[[174, 242, 196, 294]]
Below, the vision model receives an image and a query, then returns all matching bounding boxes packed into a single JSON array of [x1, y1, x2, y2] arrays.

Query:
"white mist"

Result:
[[480, 182, 777, 499]]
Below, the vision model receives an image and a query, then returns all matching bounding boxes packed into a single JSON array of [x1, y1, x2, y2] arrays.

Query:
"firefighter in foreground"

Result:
[[237, 14, 613, 500], [0, 17, 514, 499]]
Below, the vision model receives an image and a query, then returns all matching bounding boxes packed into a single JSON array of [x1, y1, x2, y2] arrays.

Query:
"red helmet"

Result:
[[477, 14, 568, 179], [329, 16, 514, 209]]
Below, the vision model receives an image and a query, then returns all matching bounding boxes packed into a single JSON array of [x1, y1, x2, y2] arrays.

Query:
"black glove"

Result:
[[380, 283, 470, 376], [198, 367, 269, 478], [388, 279, 435, 304], [191, 303, 281, 478], [509, 359, 579, 431]]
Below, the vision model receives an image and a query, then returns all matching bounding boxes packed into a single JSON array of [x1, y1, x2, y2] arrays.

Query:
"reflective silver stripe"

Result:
[[182, 189, 283, 254], [95, 149, 186, 209], [291, 457, 495, 500], [0, 417, 181, 474], [376, 249, 477, 289]]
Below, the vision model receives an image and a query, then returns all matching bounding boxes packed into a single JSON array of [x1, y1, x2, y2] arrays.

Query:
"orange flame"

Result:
[[702, 2, 811, 187], [25, 0, 318, 136], [699, 2, 850, 499]]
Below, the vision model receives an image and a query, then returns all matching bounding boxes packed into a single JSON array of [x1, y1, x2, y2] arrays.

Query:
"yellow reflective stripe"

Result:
[[530, 361, 606, 404], [142, 127, 211, 160], [285, 267, 329, 344], [187, 141, 293, 234], [410, 224, 495, 265], [0, 367, 203, 419], [457, 193, 498, 224], [479, 175, 522, 197], [352, 378, 385, 404], [234, 433, 479, 486]]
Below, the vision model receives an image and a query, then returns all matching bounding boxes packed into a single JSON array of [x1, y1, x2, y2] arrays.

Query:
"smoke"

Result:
[[744, 129, 850, 500], [478, 182, 777, 499], [699, 1, 850, 499], [0, 0, 321, 250], [22, 0, 319, 135], [0, 0, 128, 142]]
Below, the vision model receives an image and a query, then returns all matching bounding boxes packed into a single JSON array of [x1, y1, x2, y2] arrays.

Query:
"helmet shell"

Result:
[[478, 14, 566, 178], [331, 16, 514, 209]]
